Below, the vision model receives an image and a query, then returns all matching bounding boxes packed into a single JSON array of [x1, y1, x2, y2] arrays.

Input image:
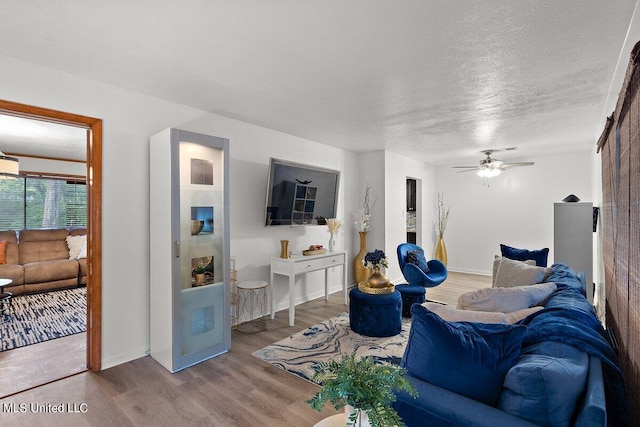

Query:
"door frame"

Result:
[[0, 99, 102, 371]]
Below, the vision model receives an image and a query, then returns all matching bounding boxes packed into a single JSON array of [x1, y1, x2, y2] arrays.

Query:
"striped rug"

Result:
[[0, 287, 86, 351], [252, 312, 411, 384]]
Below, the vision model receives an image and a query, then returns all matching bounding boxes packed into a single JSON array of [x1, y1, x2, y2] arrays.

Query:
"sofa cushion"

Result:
[[498, 341, 589, 427], [500, 244, 550, 267], [407, 248, 429, 274], [494, 257, 551, 288], [23, 259, 79, 284], [0, 263, 24, 287], [422, 302, 508, 324], [492, 256, 535, 286], [19, 229, 71, 264], [402, 304, 527, 406], [457, 283, 557, 313]]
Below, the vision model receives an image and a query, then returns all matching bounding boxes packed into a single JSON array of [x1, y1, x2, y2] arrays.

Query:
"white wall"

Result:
[[436, 150, 593, 275], [384, 151, 436, 283]]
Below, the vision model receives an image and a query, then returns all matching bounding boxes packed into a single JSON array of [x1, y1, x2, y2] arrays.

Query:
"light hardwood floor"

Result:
[[0, 333, 86, 398], [0, 271, 489, 427]]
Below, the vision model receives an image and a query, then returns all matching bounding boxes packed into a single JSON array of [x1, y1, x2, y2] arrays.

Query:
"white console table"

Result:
[[270, 250, 347, 326]]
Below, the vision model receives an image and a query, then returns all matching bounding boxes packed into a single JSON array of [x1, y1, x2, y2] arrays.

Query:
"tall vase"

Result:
[[354, 231, 370, 284], [280, 240, 290, 259], [435, 235, 448, 266], [328, 233, 336, 252]]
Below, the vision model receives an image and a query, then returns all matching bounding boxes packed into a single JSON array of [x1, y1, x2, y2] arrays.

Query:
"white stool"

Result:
[[236, 280, 269, 333]]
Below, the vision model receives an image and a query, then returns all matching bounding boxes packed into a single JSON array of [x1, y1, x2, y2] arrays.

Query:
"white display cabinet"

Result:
[[150, 128, 231, 372]]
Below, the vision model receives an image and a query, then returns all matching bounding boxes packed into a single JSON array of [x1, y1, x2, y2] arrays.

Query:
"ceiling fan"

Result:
[[453, 149, 534, 177]]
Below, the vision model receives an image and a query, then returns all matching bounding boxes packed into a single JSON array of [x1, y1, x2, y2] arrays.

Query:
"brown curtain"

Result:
[[597, 40, 640, 423]]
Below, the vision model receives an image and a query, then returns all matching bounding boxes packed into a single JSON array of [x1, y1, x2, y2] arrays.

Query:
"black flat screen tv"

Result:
[[265, 158, 340, 226]]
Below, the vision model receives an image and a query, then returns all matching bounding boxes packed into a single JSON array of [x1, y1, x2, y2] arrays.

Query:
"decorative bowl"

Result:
[[191, 220, 204, 235], [358, 281, 395, 295]]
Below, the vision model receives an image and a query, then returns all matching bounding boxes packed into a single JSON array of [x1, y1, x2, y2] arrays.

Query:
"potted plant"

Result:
[[307, 353, 417, 427]]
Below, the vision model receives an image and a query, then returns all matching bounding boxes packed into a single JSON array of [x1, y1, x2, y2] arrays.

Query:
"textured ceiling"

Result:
[[0, 1, 636, 165]]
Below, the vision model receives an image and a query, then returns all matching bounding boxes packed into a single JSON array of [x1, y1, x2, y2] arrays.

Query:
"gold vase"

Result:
[[367, 266, 390, 288], [354, 231, 370, 284], [280, 240, 290, 259], [435, 235, 448, 266], [358, 265, 394, 294]]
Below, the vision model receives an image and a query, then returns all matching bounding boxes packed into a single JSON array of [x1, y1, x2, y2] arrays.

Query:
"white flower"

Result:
[[354, 209, 370, 232]]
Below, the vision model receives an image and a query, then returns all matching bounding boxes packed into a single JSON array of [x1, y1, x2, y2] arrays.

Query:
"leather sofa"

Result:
[[393, 264, 625, 427], [0, 228, 86, 295]]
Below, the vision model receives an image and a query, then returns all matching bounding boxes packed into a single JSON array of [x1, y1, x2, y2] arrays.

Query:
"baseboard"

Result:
[[447, 267, 492, 276], [102, 347, 149, 370]]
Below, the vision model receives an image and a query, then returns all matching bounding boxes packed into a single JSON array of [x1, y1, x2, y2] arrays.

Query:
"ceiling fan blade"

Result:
[[455, 168, 479, 173], [501, 162, 534, 168], [452, 166, 479, 169]]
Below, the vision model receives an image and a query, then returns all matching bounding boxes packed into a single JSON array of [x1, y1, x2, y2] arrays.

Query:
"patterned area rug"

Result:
[[0, 287, 86, 351], [253, 312, 412, 384]]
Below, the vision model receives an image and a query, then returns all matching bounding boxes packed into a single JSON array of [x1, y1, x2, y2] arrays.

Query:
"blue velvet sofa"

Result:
[[392, 264, 625, 427]]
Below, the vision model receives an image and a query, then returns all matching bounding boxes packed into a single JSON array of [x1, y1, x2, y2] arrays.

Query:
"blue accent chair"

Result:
[[396, 243, 448, 317]]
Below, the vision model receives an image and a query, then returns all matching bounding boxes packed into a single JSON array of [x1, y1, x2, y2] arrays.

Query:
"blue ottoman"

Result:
[[395, 284, 426, 317], [349, 287, 402, 337]]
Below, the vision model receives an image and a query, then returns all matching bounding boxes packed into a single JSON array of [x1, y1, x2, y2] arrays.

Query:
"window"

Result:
[[0, 176, 87, 230]]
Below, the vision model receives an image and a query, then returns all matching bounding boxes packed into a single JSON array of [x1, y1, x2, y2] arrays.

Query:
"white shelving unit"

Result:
[[554, 202, 594, 303], [150, 128, 231, 372]]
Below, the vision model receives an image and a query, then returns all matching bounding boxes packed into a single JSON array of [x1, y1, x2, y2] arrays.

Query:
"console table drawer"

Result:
[[293, 254, 343, 274]]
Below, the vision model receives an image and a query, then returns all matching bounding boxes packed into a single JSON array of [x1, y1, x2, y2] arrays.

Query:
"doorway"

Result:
[[406, 178, 420, 245], [0, 100, 102, 387]]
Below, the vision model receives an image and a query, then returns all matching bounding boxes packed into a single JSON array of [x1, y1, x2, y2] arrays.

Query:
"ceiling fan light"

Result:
[[0, 150, 19, 179], [476, 167, 501, 178]]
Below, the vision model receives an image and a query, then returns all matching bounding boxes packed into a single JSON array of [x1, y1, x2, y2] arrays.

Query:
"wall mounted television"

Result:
[[265, 158, 340, 226]]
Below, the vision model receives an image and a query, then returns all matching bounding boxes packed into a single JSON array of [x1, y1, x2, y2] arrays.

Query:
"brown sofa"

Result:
[[0, 228, 86, 295]]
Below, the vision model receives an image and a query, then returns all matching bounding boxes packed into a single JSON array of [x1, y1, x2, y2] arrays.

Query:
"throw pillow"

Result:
[[402, 304, 527, 406], [499, 342, 589, 426], [422, 302, 508, 324], [500, 244, 549, 267], [66, 235, 86, 260], [77, 241, 87, 259], [494, 257, 551, 288], [0, 240, 6, 264], [457, 282, 557, 313], [407, 249, 429, 274], [492, 255, 535, 286]]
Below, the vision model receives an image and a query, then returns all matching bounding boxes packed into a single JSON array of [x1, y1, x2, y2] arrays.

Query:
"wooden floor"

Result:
[[0, 333, 86, 398], [0, 271, 489, 427]]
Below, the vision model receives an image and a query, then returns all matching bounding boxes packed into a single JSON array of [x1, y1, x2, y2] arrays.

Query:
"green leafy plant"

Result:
[[193, 266, 206, 274], [307, 354, 417, 427]]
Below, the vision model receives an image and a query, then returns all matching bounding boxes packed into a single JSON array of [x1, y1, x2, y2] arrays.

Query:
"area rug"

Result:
[[253, 312, 412, 384], [0, 287, 86, 351]]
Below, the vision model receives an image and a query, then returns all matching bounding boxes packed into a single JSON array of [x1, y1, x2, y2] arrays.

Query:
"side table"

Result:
[[236, 280, 269, 333], [0, 278, 13, 317]]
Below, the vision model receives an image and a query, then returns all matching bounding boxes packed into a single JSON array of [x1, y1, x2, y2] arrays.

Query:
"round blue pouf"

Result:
[[349, 287, 402, 337], [395, 284, 426, 317]]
